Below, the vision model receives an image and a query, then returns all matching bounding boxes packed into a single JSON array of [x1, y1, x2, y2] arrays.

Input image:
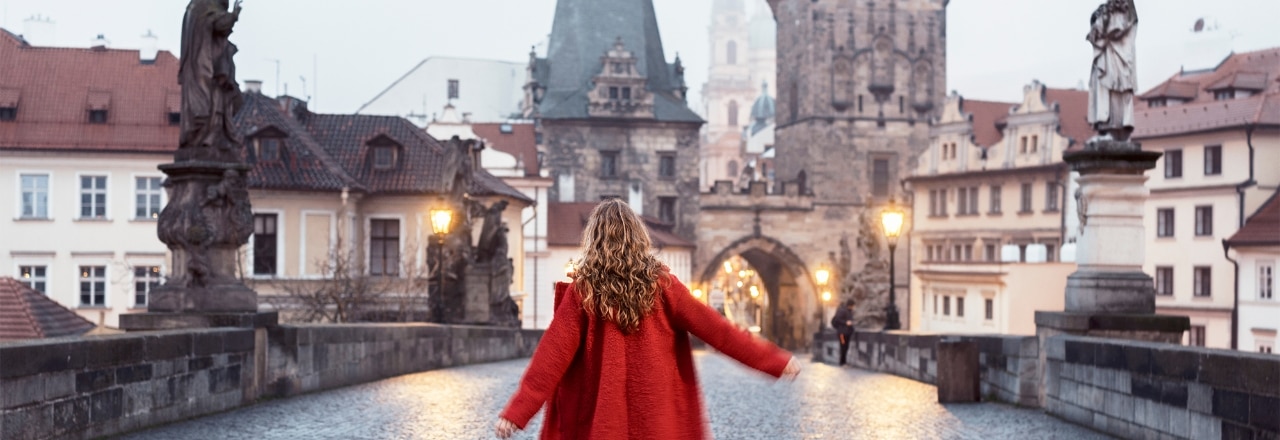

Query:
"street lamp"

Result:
[[430, 206, 453, 315], [880, 198, 905, 330], [815, 265, 831, 331]]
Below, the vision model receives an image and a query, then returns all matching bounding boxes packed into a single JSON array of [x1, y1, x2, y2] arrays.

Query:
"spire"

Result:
[[545, 0, 674, 93]]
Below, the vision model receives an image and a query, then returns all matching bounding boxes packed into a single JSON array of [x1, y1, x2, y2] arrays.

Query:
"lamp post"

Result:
[[429, 206, 453, 319], [880, 198, 905, 330], [815, 266, 831, 331]]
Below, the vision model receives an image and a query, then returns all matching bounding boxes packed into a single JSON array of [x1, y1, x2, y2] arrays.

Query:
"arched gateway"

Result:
[[696, 234, 818, 350]]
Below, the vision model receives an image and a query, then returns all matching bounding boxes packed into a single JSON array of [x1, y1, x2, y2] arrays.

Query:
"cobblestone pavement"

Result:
[[120, 352, 1113, 440]]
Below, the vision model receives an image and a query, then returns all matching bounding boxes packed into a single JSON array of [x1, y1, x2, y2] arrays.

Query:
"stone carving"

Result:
[[144, 0, 256, 315], [179, 0, 245, 162], [476, 200, 510, 263], [1086, 0, 1138, 141]]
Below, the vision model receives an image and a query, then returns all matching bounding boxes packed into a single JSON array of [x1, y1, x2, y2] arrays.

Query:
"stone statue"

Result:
[[1086, 0, 1138, 141], [179, 0, 245, 161], [476, 200, 510, 263]]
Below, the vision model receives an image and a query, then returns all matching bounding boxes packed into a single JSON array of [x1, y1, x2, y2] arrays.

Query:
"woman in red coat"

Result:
[[495, 199, 800, 439]]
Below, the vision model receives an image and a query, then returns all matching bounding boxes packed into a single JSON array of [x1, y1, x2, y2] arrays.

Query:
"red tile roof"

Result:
[[1135, 47, 1280, 139], [472, 122, 540, 177], [1043, 88, 1093, 146], [1227, 189, 1280, 247], [547, 202, 694, 248], [959, 99, 1015, 148], [1139, 80, 1200, 100], [0, 277, 95, 342], [0, 29, 180, 153]]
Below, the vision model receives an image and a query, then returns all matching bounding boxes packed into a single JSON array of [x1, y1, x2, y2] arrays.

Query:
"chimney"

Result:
[[22, 15, 55, 46], [139, 30, 159, 64], [244, 80, 264, 94], [90, 34, 109, 51]]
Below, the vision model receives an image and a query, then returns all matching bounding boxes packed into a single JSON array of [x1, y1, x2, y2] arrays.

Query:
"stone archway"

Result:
[[697, 235, 820, 350]]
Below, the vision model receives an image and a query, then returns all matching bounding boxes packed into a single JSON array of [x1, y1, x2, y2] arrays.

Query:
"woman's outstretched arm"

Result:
[[664, 274, 797, 379], [499, 282, 584, 429]]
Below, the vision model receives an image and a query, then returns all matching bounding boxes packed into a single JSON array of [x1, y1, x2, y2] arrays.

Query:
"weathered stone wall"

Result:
[[0, 324, 543, 440], [813, 330, 1041, 406], [1043, 334, 1280, 439]]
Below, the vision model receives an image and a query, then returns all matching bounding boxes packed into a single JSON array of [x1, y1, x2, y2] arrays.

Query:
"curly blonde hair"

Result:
[[573, 199, 667, 333]]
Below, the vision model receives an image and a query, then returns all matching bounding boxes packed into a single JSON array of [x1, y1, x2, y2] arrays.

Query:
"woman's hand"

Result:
[[780, 357, 801, 381], [495, 417, 519, 439]]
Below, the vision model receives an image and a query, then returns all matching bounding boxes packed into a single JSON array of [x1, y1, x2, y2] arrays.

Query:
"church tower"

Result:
[[702, 0, 778, 188], [523, 0, 704, 239]]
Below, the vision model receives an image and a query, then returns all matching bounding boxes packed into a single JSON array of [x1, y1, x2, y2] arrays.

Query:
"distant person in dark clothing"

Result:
[[831, 299, 856, 366]]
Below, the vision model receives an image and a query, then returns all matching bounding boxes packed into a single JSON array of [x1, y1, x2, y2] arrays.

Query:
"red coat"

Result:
[[500, 274, 792, 440]]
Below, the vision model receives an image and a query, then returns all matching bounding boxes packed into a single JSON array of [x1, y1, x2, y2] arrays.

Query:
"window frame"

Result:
[[658, 153, 677, 179], [371, 145, 397, 170], [88, 109, 108, 124], [1045, 182, 1060, 212], [133, 266, 163, 307], [599, 150, 620, 179], [1203, 145, 1222, 176], [658, 197, 677, 224], [984, 298, 994, 321], [133, 174, 165, 220], [17, 172, 52, 220], [989, 186, 1002, 214], [1193, 266, 1212, 298], [1019, 183, 1033, 213], [250, 211, 283, 277], [1194, 205, 1213, 237], [1189, 325, 1206, 347], [0, 106, 18, 121], [19, 265, 48, 294], [1164, 149, 1183, 178], [78, 265, 108, 307], [77, 174, 109, 220], [368, 217, 402, 277], [1259, 262, 1274, 300], [1155, 266, 1174, 296], [1156, 208, 1175, 238], [871, 158, 891, 198]]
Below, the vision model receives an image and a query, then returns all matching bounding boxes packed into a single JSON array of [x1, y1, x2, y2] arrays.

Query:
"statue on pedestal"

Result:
[[1086, 0, 1138, 141], [179, 0, 244, 161]]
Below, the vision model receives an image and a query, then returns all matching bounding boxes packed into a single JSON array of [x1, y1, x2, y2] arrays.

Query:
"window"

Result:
[[1259, 262, 1274, 300], [857, 95, 863, 113], [871, 159, 890, 197], [447, 79, 459, 100], [79, 266, 106, 306], [133, 266, 161, 307], [609, 87, 619, 100], [19, 266, 47, 293], [611, 62, 624, 74], [252, 214, 278, 276], [1155, 267, 1173, 296], [600, 151, 619, 178], [1193, 266, 1211, 297], [984, 298, 993, 321], [726, 40, 737, 65], [1019, 136, 1027, 154], [135, 177, 163, 219], [1044, 242, 1058, 262], [20, 174, 50, 219], [952, 245, 963, 262], [1164, 149, 1183, 178], [1195, 206, 1213, 236], [989, 186, 1002, 214], [956, 297, 965, 317], [372, 146, 396, 170], [727, 160, 739, 178], [727, 101, 739, 126], [168, 112, 180, 125], [1030, 135, 1039, 153], [88, 109, 108, 124], [1188, 325, 1206, 347], [957, 188, 968, 215], [0, 106, 15, 121], [985, 244, 997, 262], [258, 138, 281, 162], [963, 245, 973, 261], [928, 190, 938, 216], [926, 245, 934, 261], [369, 219, 400, 276], [1203, 145, 1222, 175], [658, 197, 677, 224], [658, 154, 676, 178], [621, 87, 631, 100], [938, 189, 948, 215], [1148, 99, 1166, 108], [1045, 182, 1060, 211], [943, 296, 951, 316], [1261, 344, 1274, 354], [1157, 208, 1175, 237], [933, 295, 938, 315], [968, 187, 979, 215], [1214, 90, 1232, 101], [1020, 183, 1032, 213], [899, 96, 905, 114], [79, 176, 107, 219]]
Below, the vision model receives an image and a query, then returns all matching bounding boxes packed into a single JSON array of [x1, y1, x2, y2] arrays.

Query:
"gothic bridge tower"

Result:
[[695, 0, 947, 350]]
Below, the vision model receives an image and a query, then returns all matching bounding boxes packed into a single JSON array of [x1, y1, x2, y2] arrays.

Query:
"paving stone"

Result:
[[118, 352, 1117, 440]]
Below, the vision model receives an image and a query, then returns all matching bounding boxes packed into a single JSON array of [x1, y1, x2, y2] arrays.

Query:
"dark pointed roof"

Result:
[[536, 0, 700, 122], [0, 277, 95, 342]]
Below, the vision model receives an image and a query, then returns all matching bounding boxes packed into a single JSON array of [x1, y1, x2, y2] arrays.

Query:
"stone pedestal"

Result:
[[464, 264, 494, 324]]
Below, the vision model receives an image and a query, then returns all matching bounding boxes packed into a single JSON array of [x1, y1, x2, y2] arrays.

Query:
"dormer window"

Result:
[[609, 87, 619, 100], [0, 88, 18, 121], [1214, 90, 1233, 101], [87, 91, 110, 124], [168, 112, 181, 125], [372, 145, 397, 170], [621, 87, 631, 100], [1147, 99, 1166, 108], [88, 110, 108, 124], [257, 137, 282, 162], [0, 107, 15, 121]]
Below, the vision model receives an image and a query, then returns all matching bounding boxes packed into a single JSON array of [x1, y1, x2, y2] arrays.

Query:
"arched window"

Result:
[[726, 41, 737, 65], [727, 101, 739, 127], [728, 160, 739, 178]]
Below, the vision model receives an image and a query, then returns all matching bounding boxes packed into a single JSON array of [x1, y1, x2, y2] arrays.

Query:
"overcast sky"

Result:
[[3, 0, 1278, 114]]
